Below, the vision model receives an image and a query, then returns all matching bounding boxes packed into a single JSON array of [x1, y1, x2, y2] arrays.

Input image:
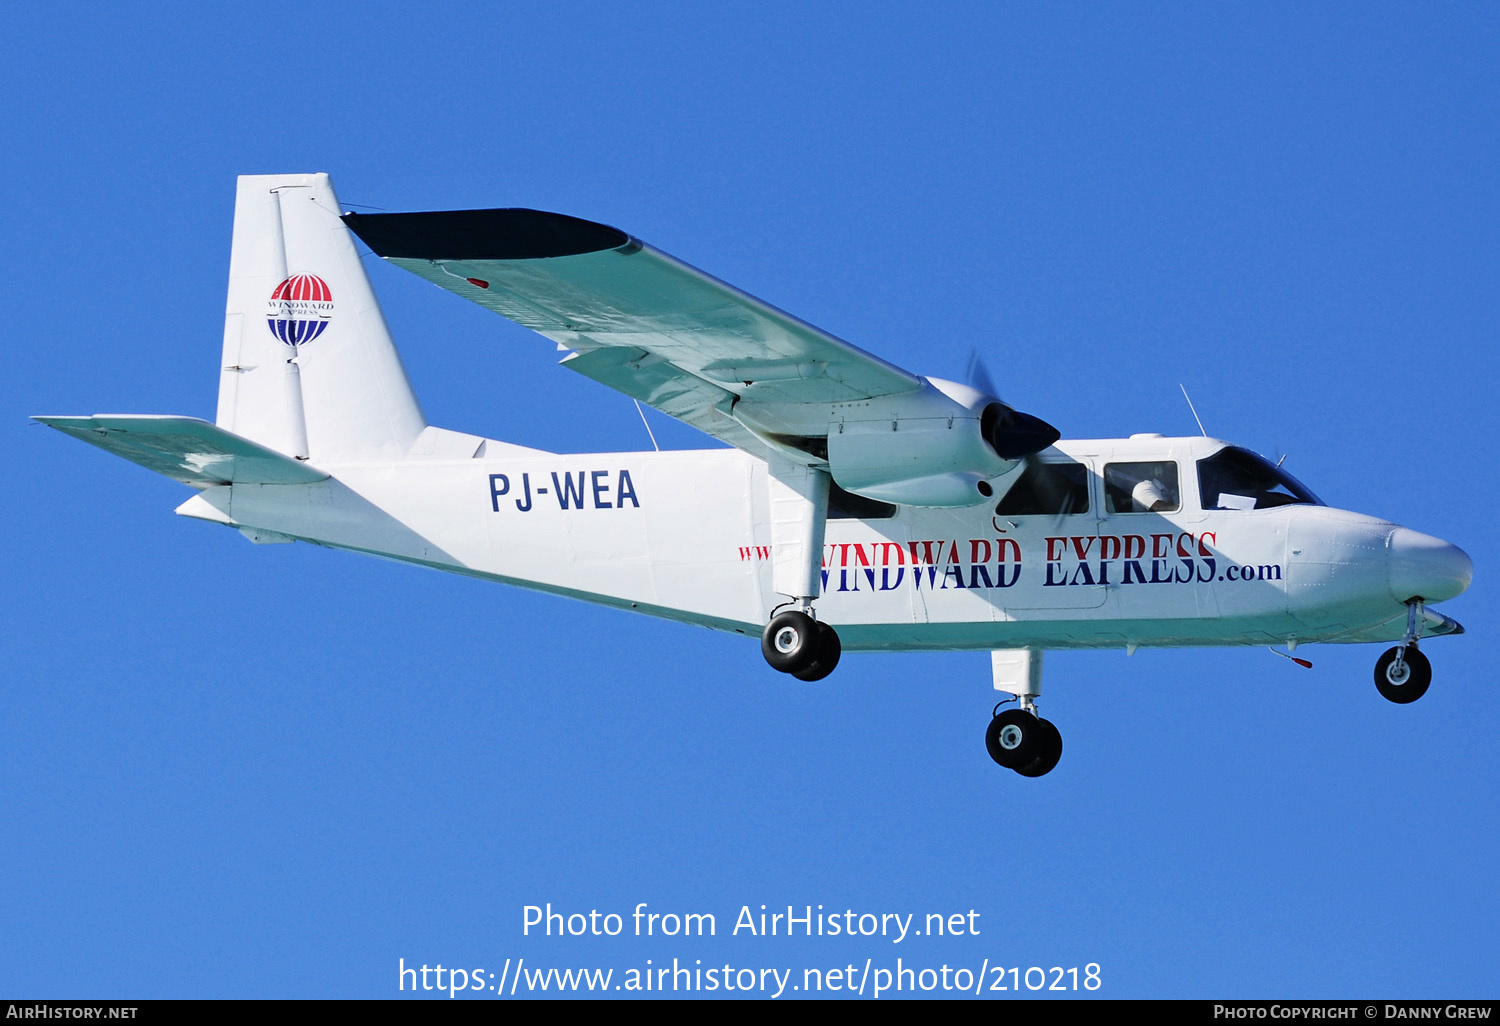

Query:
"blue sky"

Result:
[[3, 2, 1496, 999]]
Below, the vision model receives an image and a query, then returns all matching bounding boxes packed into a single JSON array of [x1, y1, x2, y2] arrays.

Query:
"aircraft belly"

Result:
[[834, 615, 1304, 652]]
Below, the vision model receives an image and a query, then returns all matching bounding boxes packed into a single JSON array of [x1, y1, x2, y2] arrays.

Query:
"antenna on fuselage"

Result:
[[1179, 384, 1208, 437], [634, 399, 660, 452]]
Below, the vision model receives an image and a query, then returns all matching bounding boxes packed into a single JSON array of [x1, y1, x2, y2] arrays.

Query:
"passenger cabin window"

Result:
[[1197, 446, 1322, 511], [994, 461, 1090, 517], [1104, 461, 1180, 513], [828, 483, 898, 520]]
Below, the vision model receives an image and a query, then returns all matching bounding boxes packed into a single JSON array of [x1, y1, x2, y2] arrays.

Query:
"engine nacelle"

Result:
[[824, 378, 1052, 507]]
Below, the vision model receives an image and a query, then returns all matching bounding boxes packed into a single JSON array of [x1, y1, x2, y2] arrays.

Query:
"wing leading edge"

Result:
[[343, 208, 922, 459]]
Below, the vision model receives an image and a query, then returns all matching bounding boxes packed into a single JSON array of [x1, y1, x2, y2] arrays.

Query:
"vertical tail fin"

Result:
[[216, 173, 426, 462]]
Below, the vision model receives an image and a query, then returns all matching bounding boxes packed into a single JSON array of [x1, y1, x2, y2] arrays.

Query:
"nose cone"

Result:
[[1388, 528, 1473, 604]]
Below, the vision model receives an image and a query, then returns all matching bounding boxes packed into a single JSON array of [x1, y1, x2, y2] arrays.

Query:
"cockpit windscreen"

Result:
[[1197, 446, 1322, 510]]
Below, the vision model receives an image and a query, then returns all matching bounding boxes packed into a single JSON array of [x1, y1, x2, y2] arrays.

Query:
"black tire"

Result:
[[1375, 645, 1431, 704], [1015, 718, 1063, 777], [985, 709, 1040, 768], [792, 621, 842, 681], [761, 610, 820, 674]]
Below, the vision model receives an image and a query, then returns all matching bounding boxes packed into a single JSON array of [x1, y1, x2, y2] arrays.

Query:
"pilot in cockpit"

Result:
[[1132, 473, 1177, 513], [1105, 461, 1179, 513]]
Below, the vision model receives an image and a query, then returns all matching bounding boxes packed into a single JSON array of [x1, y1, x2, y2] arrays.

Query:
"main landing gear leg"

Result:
[[986, 649, 1063, 776], [759, 458, 841, 681], [1375, 599, 1432, 704]]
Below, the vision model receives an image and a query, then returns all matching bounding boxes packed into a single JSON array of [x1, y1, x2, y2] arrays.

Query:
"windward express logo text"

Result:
[[739, 531, 1281, 592], [266, 273, 334, 346]]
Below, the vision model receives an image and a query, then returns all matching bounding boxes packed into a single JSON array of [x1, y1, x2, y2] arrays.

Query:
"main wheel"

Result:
[[1014, 718, 1063, 777], [792, 621, 842, 681], [761, 610, 820, 674], [1375, 645, 1431, 704], [985, 709, 1040, 768]]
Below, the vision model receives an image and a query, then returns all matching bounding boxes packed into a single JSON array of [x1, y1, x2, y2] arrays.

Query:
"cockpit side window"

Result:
[[1197, 446, 1322, 511], [994, 461, 1090, 517], [1104, 461, 1180, 513]]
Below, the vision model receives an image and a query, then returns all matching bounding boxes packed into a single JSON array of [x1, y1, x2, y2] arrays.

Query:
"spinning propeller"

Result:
[[965, 350, 1075, 517], [964, 351, 1060, 461]]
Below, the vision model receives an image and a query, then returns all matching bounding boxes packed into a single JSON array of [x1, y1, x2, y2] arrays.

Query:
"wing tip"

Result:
[[342, 208, 632, 261]]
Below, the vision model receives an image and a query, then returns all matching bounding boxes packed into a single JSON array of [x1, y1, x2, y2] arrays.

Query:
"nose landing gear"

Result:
[[1375, 645, 1431, 703], [1375, 600, 1433, 704]]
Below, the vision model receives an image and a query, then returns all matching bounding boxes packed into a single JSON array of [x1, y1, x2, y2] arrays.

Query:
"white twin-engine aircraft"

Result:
[[37, 173, 1472, 777]]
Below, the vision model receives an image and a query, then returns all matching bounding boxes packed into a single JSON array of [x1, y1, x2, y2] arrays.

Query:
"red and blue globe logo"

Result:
[[266, 274, 334, 346]]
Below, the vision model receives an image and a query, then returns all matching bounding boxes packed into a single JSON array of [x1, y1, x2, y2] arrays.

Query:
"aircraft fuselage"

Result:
[[175, 433, 1468, 654]]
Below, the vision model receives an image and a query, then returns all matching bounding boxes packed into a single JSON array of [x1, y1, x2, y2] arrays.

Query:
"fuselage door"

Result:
[[989, 457, 1107, 610]]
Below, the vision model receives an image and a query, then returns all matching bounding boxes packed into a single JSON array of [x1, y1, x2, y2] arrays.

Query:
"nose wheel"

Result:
[[1375, 600, 1433, 704], [1375, 644, 1431, 703]]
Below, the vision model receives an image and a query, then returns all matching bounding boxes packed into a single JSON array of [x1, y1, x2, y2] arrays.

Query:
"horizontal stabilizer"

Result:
[[33, 415, 329, 487]]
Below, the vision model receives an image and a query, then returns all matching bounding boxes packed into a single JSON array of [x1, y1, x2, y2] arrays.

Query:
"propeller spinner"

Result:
[[966, 350, 1060, 461]]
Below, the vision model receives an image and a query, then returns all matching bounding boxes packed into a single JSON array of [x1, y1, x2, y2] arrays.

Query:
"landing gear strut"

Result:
[[987, 649, 1062, 776], [1375, 600, 1432, 704], [759, 458, 840, 680]]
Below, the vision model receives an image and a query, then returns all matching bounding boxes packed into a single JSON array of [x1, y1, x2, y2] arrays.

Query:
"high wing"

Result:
[[342, 209, 922, 459]]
